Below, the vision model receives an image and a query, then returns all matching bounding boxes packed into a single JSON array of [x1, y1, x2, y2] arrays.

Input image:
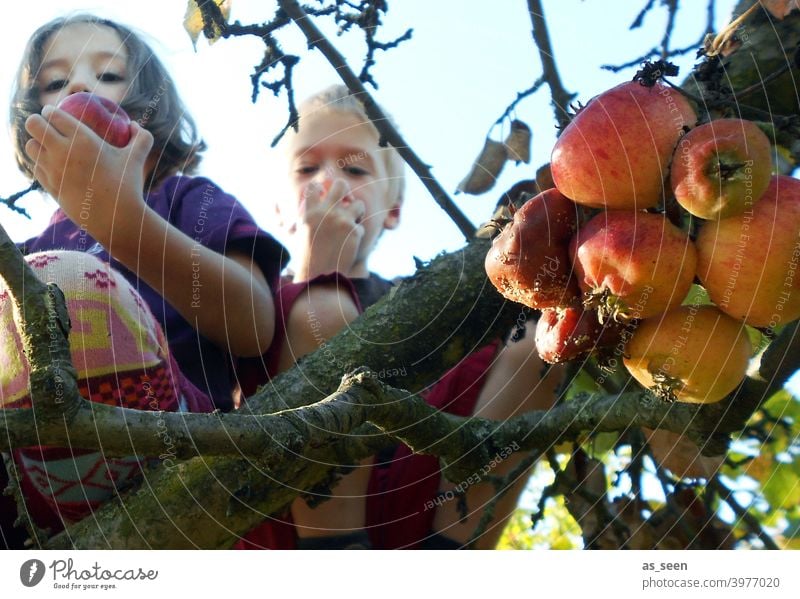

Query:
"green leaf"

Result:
[[761, 461, 800, 509], [762, 389, 799, 420], [682, 284, 713, 307]]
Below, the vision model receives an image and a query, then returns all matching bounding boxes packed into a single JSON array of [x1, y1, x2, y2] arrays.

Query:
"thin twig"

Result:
[[0, 182, 39, 218], [279, 0, 476, 240], [602, 0, 715, 72], [660, 0, 679, 60], [630, 0, 658, 29], [707, 477, 779, 550], [494, 76, 546, 126], [466, 451, 539, 548], [526, 0, 575, 130]]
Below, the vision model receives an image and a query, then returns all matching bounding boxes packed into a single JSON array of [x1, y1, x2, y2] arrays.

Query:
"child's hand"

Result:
[[24, 105, 153, 247], [293, 178, 366, 281]]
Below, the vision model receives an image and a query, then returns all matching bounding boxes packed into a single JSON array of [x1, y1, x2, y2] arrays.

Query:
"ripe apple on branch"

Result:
[[484, 61, 799, 407]]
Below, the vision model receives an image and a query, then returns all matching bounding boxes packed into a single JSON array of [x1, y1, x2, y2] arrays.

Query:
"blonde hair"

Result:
[[292, 85, 405, 206]]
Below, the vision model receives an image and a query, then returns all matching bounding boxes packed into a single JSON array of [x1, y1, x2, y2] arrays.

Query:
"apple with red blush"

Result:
[[551, 80, 696, 210], [671, 118, 772, 220], [56, 92, 132, 147]]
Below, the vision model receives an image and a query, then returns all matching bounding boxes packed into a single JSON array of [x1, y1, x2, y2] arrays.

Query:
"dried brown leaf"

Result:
[[184, 0, 232, 49], [503, 120, 532, 164], [456, 138, 508, 195]]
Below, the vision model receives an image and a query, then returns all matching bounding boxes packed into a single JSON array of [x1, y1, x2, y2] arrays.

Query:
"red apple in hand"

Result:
[[551, 81, 696, 210], [671, 118, 772, 220], [56, 92, 132, 147]]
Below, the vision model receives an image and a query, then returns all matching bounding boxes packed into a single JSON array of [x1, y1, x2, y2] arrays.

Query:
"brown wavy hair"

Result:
[[10, 14, 206, 188]]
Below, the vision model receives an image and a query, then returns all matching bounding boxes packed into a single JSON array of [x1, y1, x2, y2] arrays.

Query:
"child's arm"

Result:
[[25, 107, 275, 357]]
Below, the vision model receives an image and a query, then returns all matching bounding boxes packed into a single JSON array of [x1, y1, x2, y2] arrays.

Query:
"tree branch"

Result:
[[526, 0, 575, 130], [0, 225, 78, 423], [36, 238, 519, 548]]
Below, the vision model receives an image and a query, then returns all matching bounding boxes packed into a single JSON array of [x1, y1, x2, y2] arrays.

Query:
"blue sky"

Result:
[[1, 0, 739, 277]]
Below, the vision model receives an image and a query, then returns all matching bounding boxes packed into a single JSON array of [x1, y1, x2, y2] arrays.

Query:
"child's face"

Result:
[[36, 23, 129, 108], [285, 110, 400, 267]]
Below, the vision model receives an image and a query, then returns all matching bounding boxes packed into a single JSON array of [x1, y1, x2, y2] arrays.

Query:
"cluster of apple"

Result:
[[485, 77, 800, 404]]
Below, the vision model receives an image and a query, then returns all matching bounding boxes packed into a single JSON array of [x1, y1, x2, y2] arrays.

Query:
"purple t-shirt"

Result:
[[21, 175, 288, 411]]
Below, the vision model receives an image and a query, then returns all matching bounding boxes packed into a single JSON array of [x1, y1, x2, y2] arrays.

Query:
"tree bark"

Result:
[[2, 0, 799, 550], [37, 238, 524, 548]]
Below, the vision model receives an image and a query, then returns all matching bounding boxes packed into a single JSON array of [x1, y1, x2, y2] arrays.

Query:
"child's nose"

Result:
[[313, 166, 337, 189], [63, 82, 91, 101], [65, 68, 94, 97]]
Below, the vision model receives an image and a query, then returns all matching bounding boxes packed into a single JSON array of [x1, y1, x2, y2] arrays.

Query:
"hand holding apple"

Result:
[[24, 99, 152, 248], [56, 92, 132, 147]]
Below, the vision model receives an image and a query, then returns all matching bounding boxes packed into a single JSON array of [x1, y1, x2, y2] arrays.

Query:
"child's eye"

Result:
[[42, 79, 67, 93], [344, 166, 369, 177], [296, 166, 318, 175], [98, 72, 125, 83]]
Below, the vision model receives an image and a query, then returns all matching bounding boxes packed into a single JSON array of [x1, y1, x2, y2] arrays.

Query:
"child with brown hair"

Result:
[[1, 14, 287, 542]]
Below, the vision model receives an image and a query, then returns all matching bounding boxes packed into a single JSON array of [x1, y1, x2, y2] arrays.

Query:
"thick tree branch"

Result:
[[37, 238, 519, 548], [0, 226, 78, 422]]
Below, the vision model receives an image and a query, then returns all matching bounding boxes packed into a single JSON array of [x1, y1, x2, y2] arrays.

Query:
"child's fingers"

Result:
[[24, 138, 56, 193], [347, 199, 366, 224], [326, 179, 352, 206], [39, 105, 83, 139], [24, 138, 46, 163], [302, 181, 325, 211], [24, 112, 66, 146], [24, 139, 50, 185], [127, 121, 154, 160]]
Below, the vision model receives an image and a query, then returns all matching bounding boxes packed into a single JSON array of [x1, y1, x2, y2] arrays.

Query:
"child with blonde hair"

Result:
[[237, 85, 560, 549]]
